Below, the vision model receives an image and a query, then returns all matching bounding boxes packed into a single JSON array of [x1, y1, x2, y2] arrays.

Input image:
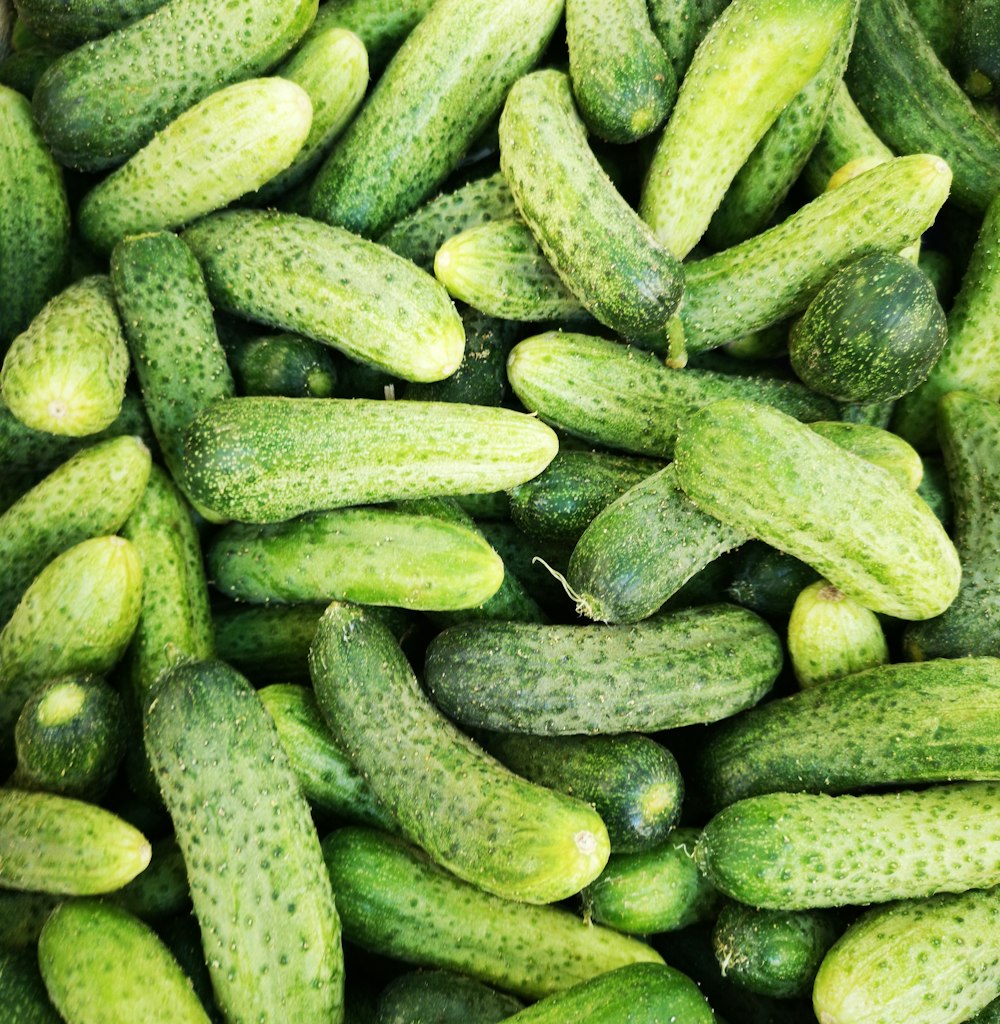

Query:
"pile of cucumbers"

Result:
[[3, 0, 1000, 1020]]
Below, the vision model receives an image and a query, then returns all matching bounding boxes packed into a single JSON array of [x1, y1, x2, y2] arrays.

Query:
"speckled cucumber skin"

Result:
[[0, 435, 150, 626], [807, 420, 924, 490], [640, 0, 858, 258], [813, 886, 1000, 1024], [309, 603, 610, 904], [78, 78, 313, 253], [499, 70, 683, 348], [0, 86, 68, 347], [144, 659, 343, 1024], [31, 0, 317, 171], [308, 0, 561, 238], [306, 0, 433, 73], [954, 0, 1000, 98], [507, 332, 835, 459], [0, 949, 61, 1024], [208, 507, 504, 611], [227, 333, 337, 399], [375, 969, 523, 1024], [679, 154, 952, 354], [38, 901, 211, 1024], [1, 276, 129, 437], [673, 399, 961, 619], [423, 603, 783, 735], [179, 396, 558, 524], [110, 836, 190, 921], [183, 210, 465, 383], [13, 0, 167, 47], [696, 658, 1000, 808], [322, 826, 664, 1000], [646, 0, 731, 82], [0, 788, 150, 894], [213, 603, 326, 684]]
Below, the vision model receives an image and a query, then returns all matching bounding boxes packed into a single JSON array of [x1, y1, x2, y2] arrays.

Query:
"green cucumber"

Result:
[[918, 453, 953, 525], [498, 70, 684, 351], [31, 0, 317, 171], [322, 826, 664, 999], [309, 602, 610, 903], [227, 333, 337, 399], [672, 398, 961, 619], [308, 0, 561, 237], [812, 886, 1000, 1024], [1, 276, 129, 437], [807, 420, 924, 490], [374, 970, 523, 1024], [954, 0, 1000, 97], [726, 542, 821, 620], [0, 949, 60, 1024], [0, 891, 60, 951], [179, 396, 558, 524], [306, 0, 433, 73], [12, 0, 167, 47], [182, 210, 465, 383], [696, 658, 1000, 808], [143, 658, 344, 1024], [423, 603, 782, 735], [0, 788, 150, 894], [0, 45, 60, 97], [111, 836, 190, 921], [679, 153, 952, 354], [38, 901, 211, 1024], [639, 0, 858, 258], [213, 602, 325, 685], [646, 0, 730, 83], [78, 77, 313, 254], [0, 85, 68, 347], [905, 0, 961, 61]]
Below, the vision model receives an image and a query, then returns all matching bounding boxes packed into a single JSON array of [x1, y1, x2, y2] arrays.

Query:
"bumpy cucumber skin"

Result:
[[12, 0, 167, 47], [179, 396, 558, 524], [374, 970, 523, 1024], [322, 826, 663, 1000], [213, 602, 325, 685], [813, 886, 1000, 1024], [32, 0, 318, 171], [38, 901, 211, 1024], [808, 420, 924, 491], [646, 0, 730, 82], [697, 658, 1000, 808], [306, 0, 433, 73], [0, 949, 61, 1024], [673, 399, 961, 619], [227, 333, 338, 399], [111, 836, 190, 921], [78, 78, 313, 253], [183, 210, 465, 383], [144, 659, 343, 1024], [0, 788, 150, 894], [680, 154, 952, 353], [423, 603, 782, 735], [954, 0, 1000, 97], [499, 70, 683, 348], [309, 603, 610, 904], [0, 86, 68, 347]]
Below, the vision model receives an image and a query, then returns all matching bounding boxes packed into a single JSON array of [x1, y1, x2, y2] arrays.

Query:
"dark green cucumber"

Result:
[[322, 826, 663, 999], [309, 602, 610, 903], [179, 396, 558, 524], [0, 45, 61, 98], [0, 949, 61, 1024], [726, 542, 821, 620], [212, 602, 326, 684], [38, 901, 211, 1024], [374, 970, 523, 1024], [306, 0, 433, 73], [423, 603, 782, 735], [308, 0, 562, 237], [12, 0, 167, 47], [646, 0, 731, 83], [498, 70, 683, 351], [31, 0, 317, 171], [954, 0, 1000, 97], [696, 658, 1000, 808], [918, 454, 953, 526], [111, 836, 190, 921], [143, 659, 343, 1024], [227, 332, 337, 399]]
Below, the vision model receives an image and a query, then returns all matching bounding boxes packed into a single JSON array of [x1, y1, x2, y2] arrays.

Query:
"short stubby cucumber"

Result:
[[673, 398, 961, 619], [182, 210, 465, 383], [179, 396, 558, 524]]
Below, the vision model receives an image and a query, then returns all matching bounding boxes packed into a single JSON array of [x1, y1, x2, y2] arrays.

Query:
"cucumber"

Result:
[[182, 210, 465, 384], [322, 826, 664, 1000], [726, 542, 821, 620], [639, 0, 858, 258], [0, 891, 61, 951], [178, 396, 558, 524], [905, 0, 962, 61], [308, 0, 561, 237], [0, 949, 60, 1024], [12, 0, 167, 47], [423, 603, 782, 735], [213, 602, 325, 684], [227, 332, 337, 399], [0, 45, 60, 97], [498, 70, 684, 351], [812, 886, 1000, 1024], [918, 453, 953, 526], [646, 0, 731, 83], [78, 77, 313, 254], [374, 970, 523, 1024], [0, 787, 150, 894], [954, 0, 1000, 97], [38, 901, 211, 1024], [672, 398, 961, 619], [1, 276, 129, 437], [309, 602, 610, 903], [696, 658, 1000, 808], [31, 0, 317, 171], [807, 420, 924, 490], [306, 0, 433, 73], [111, 836, 190, 921], [0, 85, 68, 347], [143, 658, 344, 1024]]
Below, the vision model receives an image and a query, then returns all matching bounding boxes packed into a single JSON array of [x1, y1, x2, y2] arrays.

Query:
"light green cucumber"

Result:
[[640, 0, 858, 258], [672, 398, 961, 619], [375, 970, 522, 1024], [0, 949, 61, 1024], [179, 396, 558, 523], [0, 788, 150, 894], [1, 276, 129, 437], [144, 659, 343, 1024], [309, 602, 610, 904], [807, 420, 924, 490], [38, 901, 211, 1024], [31, 0, 317, 171], [78, 77, 313, 253], [306, 0, 433, 73], [182, 210, 465, 383]]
